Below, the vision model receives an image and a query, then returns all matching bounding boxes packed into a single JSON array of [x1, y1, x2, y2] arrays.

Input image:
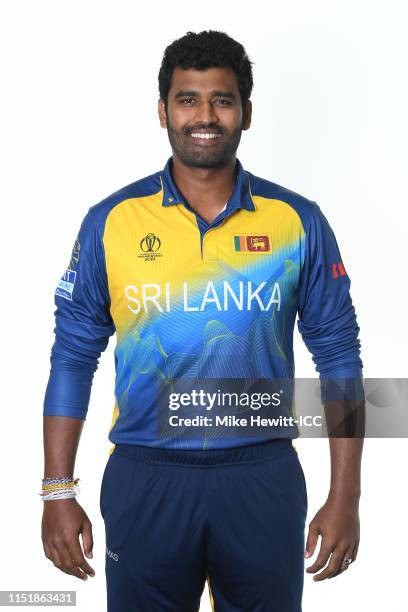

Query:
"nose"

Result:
[[194, 100, 219, 126]]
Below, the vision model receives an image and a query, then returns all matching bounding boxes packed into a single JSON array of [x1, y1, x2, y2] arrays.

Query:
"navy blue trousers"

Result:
[[99, 439, 307, 611]]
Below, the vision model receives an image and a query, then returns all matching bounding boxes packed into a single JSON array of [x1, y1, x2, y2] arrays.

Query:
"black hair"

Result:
[[158, 30, 253, 110]]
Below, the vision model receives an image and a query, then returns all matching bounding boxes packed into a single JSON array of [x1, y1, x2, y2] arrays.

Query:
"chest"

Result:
[[102, 198, 304, 335]]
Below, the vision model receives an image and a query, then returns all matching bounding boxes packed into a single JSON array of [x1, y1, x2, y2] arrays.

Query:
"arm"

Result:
[[297, 202, 364, 580], [304, 435, 363, 580], [328, 436, 363, 503], [42, 416, 94, 581], [41, 207, 115, 581], [43, 417, 83, 482]]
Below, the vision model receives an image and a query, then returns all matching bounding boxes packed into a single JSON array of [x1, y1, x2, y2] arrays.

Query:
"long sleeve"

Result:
[[297, 202, 364, 401], [43, 207, 115, 420]]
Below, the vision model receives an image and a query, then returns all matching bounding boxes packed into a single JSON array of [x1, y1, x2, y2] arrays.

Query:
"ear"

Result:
[[242, 100, 252, 131], [158, 98, 168, 129]]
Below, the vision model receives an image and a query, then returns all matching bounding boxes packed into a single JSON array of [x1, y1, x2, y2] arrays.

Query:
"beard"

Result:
[[166, 118, 243, 169]]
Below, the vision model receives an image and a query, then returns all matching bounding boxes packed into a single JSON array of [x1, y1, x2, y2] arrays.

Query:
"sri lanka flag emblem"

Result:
[[233, 234, 272, 253]]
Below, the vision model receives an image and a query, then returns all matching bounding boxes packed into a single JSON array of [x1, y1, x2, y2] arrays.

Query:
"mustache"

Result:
[[184, 124, 224, 135]]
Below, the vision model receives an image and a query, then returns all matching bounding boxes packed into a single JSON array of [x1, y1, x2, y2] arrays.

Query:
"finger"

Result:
[[314, 547, 348, 581], [304, 522, 319, 559], [306, 540, 333, 574], [56, 539, 88, 580], [49, 544, 74, 576], [67, 537, 95, 577], [336, 547, 355, 576], [81, 520, 94, 560], [351, 540, 359, 561], [43, 541, 54, 562], [328, 544, 356, 578]]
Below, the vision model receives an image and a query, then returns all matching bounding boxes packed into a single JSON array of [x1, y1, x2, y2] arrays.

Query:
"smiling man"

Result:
[[41, 30, 364, 612]]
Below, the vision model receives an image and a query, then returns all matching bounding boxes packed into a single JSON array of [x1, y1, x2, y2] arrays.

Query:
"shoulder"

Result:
[[87, 169, 163, 228], [247, 169, 319, 230]]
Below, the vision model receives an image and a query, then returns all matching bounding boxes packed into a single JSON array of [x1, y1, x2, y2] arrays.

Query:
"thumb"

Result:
[[304, 521, 319, 559], [81, 520, 94, 559]]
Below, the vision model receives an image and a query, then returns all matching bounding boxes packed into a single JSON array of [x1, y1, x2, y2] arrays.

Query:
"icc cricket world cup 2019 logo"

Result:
[[138, 233, 163, 262]]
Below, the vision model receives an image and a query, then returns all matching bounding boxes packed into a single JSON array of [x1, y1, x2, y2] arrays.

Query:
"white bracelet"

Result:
[[39, 477, 80, 501]]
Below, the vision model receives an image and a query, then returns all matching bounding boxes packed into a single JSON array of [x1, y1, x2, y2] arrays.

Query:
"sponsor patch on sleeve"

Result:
[[55, 269, 77, 301]]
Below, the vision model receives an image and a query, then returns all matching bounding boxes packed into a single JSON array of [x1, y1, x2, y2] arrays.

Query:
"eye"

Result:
[[216, 98, 231, 105], [181, 98, 195, 105]]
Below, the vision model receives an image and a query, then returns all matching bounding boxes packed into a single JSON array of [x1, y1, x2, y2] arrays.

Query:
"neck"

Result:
[[171, 154, 237, 210]]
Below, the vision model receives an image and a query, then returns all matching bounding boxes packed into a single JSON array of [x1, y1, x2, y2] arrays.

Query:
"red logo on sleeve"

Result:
[[332, 261, 347, 278]]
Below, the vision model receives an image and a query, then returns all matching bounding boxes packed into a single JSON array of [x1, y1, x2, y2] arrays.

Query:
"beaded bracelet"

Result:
[[39, 477, 80, 501]]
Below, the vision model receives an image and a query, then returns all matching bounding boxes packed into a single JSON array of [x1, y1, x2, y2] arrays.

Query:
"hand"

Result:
[[41, 498, 95, 581], [304, 495, 360, 581]]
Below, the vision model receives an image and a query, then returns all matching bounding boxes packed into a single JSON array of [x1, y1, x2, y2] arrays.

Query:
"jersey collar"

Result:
[[160, 156, 256, 213]]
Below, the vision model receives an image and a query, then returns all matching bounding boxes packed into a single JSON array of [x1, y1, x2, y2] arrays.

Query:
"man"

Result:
[[41, 30, 363, 612]]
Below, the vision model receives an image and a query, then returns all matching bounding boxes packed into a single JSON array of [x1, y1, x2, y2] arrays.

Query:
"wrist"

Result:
[[39, 476, 80, 501], [328, 486, 361, 506]]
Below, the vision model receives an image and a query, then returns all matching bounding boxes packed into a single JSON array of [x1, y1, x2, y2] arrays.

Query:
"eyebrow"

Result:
[[174, 90, 237, 101]]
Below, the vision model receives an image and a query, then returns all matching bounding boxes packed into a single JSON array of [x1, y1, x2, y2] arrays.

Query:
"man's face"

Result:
[[158, 66, 252, 169]]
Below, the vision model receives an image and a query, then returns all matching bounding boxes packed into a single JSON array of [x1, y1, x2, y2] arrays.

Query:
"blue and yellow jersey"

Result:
[[43, 157, 363, 449]]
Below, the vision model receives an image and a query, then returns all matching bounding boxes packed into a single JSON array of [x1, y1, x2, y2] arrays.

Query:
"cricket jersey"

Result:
[[43, 156, 363, 450]]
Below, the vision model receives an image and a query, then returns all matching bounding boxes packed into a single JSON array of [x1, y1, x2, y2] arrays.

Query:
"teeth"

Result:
[[190, 133, 221, 139]]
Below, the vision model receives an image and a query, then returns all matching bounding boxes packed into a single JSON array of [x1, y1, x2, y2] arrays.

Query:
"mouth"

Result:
[[187, 130, 223, 146], [190, 132, 222, 140]]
